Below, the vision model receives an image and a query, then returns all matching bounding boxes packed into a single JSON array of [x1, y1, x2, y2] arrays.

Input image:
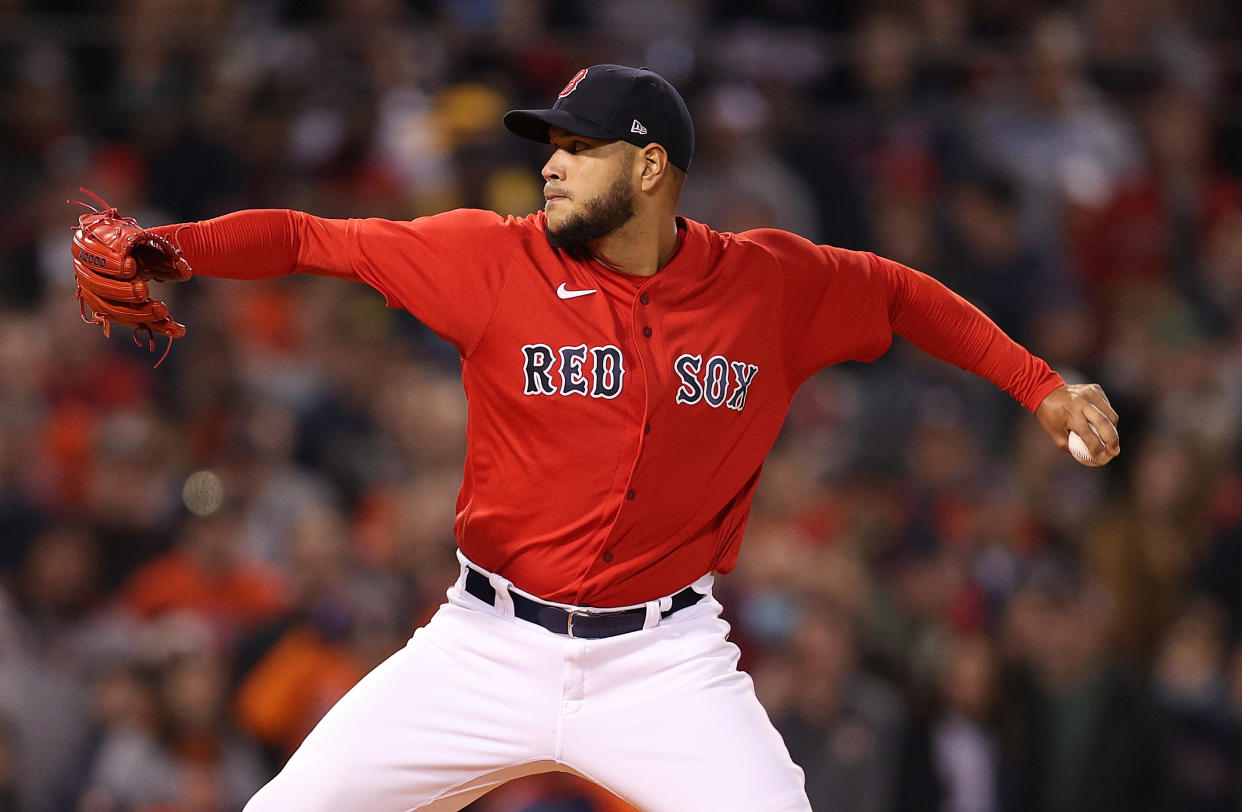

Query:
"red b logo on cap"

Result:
[[558, 68, 588, 98]]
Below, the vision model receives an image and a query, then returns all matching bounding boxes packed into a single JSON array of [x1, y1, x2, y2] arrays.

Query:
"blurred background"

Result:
[[2, 0, 1242, 810]]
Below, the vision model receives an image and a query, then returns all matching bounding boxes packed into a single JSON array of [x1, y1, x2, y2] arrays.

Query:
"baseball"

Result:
[[1067, 430, 1095, 464]]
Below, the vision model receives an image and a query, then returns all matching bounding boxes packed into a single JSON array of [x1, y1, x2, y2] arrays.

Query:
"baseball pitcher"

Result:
[[69, 65, 1119, 811]]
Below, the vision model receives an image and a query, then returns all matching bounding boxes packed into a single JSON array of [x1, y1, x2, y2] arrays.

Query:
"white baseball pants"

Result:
[[245, 555, 810, 811]]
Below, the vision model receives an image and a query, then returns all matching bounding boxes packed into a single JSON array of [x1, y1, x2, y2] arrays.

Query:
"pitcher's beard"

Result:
[[546, 171, 636, 259]]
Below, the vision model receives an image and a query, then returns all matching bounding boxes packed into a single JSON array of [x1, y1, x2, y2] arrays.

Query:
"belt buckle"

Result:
[[566, 609, 593, 639]]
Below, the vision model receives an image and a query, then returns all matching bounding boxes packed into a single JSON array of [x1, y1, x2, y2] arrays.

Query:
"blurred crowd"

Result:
[[2, 0, 1242, 810]]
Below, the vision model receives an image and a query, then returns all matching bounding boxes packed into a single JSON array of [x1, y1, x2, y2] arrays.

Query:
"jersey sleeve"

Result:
[[771, 229, 1063, 412], [767, 229, 896, 382], [876, 253, 1064, 412], [156, 208, 522, 356], [343, 209, 521, 356]]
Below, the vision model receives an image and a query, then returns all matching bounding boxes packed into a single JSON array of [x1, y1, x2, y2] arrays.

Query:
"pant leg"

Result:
[[245, 594, 566, 812], [558, 598, 811, 812]]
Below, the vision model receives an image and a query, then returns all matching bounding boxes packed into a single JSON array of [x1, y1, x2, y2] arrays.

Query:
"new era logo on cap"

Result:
[[631, 119, 647, 135]]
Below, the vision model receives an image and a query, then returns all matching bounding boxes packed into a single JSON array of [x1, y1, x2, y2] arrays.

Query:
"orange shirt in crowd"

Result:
[[123, 548, 287, 629]]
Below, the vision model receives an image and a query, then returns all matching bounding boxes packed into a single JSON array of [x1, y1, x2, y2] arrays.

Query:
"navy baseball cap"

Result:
[[504, 65, 694, 171]]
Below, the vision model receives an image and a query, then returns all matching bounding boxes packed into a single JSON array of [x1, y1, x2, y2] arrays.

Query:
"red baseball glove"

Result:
[[70, 189, 192, 366]]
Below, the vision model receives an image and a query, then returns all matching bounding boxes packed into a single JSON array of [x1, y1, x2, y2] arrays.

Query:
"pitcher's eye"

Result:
[[550, 138, 592, 155]]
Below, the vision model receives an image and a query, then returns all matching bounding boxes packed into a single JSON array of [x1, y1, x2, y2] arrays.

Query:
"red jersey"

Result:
[[159, 209, 1062, 606]]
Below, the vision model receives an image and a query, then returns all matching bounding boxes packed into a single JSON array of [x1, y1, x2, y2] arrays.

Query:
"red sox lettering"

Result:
[[521, 344, 760, 411], [674, 354, 760, 411], [522, 343, 625, 399]]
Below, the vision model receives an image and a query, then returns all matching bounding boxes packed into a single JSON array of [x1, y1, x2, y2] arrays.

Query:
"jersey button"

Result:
[[644, 423, 651, 435], [642, 326, 652, 337], [602, 551, 614, 563], [626, 489, 636, 500], [639, 293, 650, 305]]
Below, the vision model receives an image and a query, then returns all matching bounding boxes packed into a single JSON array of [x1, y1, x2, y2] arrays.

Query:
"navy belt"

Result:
[[463, 568, 703, 639]]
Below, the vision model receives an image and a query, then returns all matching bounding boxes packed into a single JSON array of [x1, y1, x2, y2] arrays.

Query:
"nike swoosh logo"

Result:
[[556, 283, 597, 300]]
